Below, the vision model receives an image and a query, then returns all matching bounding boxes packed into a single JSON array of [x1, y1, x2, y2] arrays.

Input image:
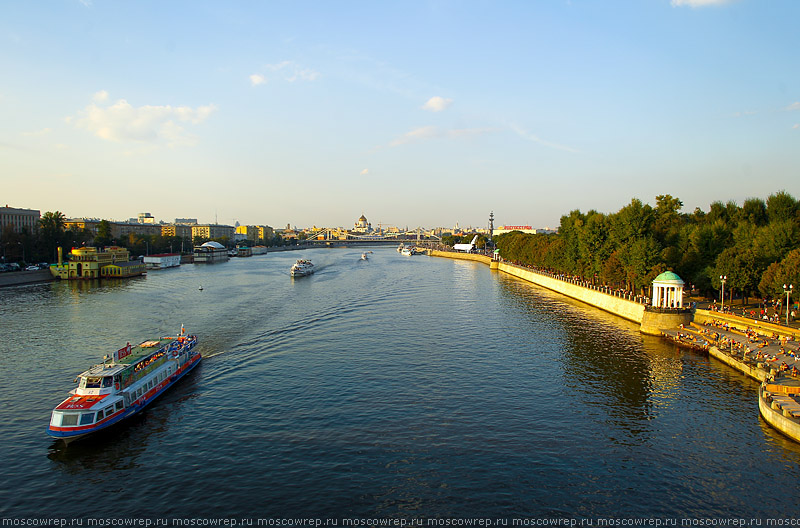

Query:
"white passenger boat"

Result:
[[48, 326, 200, 444], [290, 259, 315, 277], [361, 253, 368, 261]]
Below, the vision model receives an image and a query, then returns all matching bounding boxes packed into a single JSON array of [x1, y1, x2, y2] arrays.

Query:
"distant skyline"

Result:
[[2, 1, 798, 229]]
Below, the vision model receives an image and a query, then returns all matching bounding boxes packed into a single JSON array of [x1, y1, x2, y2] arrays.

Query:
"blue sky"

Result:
[[1, 0, 798, 230]]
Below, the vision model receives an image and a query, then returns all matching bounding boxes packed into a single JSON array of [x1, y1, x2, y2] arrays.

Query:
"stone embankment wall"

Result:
[[0, 269, 54, 288], [429, 250, 491, 265], [429, 250, 694, 333], [494, 261, 647, 324]]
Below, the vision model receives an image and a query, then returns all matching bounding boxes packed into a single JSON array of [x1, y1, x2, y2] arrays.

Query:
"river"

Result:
[[1, 247, 799, 520]]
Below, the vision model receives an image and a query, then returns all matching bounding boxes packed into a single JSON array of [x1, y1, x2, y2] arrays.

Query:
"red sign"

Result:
[[501, 225, 532, 230], [116, 343, 132, 361]]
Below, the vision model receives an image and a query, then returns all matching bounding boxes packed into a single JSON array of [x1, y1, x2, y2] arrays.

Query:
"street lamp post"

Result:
[[784, 284, 794, 326], [720, 275, 727, 311]]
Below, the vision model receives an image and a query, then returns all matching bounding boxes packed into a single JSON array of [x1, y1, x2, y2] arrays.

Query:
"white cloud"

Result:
[[73, 93, 216, 147], [670, 0, 732, 6], [360, 168, 369, 176], [510, 124, 578, 153], [785, 102, 800, 111], [252, 61, 320, 85], [422, 96, 453, 112], [22, 128, 52, 137], [93, 90, 108, 103], [389, 125, 494, 147]]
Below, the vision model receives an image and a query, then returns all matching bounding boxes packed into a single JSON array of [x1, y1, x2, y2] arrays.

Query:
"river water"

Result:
[[1, 247, 799, 520]]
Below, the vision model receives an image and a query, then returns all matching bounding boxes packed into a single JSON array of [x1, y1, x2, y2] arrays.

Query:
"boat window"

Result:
[[103, 406, 113, 417], [61, 413, 79, 426], [80, 413, 94, 425], [85, 377, 102, 389], [115, 401, 123, 411], [79, 378, 87, 389], [102, 377, 113, 388]]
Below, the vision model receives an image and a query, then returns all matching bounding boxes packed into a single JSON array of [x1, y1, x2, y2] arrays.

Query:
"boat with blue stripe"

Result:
[[48, 325, 200, 444]]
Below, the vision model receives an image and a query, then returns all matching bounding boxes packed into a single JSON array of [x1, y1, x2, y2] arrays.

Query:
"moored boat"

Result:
[[290, 259, 314, 277], [48, 326, 200, 444]]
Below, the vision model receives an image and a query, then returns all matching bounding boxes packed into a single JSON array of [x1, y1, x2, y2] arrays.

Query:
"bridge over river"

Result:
[[301, 230, 441, 247]]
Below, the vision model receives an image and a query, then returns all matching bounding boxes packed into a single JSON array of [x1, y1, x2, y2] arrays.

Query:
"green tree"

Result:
[[95, 220, 113, 247], [759, 248, 800, 300], [38, 211, 66, 262], [766, 191, 798, 224], [713, 247, 761, 305], [739, 197, 768, 226]]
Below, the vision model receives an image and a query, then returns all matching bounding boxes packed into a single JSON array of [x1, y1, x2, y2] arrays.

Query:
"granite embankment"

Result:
[[429, 250, 691, 334], [0, 269, 54, 288]]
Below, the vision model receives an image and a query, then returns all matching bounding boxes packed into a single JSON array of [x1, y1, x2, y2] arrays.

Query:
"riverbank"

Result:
[[0, 269, 54, 288]]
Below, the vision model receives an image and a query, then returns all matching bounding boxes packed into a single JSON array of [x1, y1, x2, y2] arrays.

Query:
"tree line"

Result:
[[494, 192, 800, 304]]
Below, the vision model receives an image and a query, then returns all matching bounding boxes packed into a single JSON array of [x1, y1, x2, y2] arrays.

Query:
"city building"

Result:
[[493, 225, 558, 236], [65, 219, 162, 240], [134, 213, 155, 224], [258, 225, 274, 242], [0, 206, 40, 238], [353, 214, 372, 233], [191, 224, 235, 241], [161, 224, 193, 239], [235, 225, 262, 243]]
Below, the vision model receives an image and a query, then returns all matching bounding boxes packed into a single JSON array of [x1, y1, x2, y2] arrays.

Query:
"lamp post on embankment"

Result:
[[720, 275, 727, 311], [785, 284, 794, 326]]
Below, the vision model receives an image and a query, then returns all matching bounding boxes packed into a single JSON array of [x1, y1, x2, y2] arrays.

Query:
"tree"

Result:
[[739, 197, 768, 226], [610, 198, 654, 245], [95, 220, 113, 247], [759, 248, 800, 300], [39, 211, 66, 261], [766, 191, 798, 224], [713, 247, 761, 305]]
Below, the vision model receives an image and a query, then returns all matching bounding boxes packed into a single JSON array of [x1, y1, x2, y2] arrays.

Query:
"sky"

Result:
[[1, 0, 799, 230]]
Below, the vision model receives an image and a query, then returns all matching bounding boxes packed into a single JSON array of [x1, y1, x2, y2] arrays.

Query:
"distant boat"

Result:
[[290, 259, 315, 277], [198, 285, 203, 291], [361, 253, 368, 260]]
